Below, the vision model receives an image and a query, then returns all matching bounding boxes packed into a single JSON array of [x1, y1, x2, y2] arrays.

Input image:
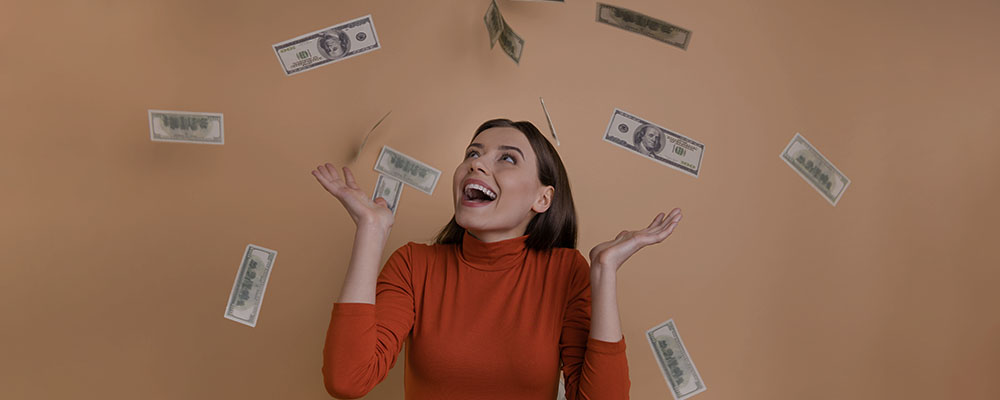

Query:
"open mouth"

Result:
[[462, 183, 498, 204]]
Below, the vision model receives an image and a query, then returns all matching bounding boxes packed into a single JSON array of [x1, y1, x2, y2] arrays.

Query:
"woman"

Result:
[[310, 119, 682, 400]]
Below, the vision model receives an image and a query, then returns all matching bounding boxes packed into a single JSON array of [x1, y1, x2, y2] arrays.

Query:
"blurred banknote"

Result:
[[498, 18, 525, 64], [539, 97, 560, 146], [557, 372, 566, 399], [148, 110, 223, 144], [647, 319, 707, 400], [372, 174, 402, 215], [373, 145, 441, 195], [484, 0, 503, 48], [596, 3, 692, 50], [273, 15, 380, 76], [780, 133, 850, 206], [224, 244, 277, 328], [352, 110, 392, 163], [484, 0, 524, 64], [603, 108, 705, 177]]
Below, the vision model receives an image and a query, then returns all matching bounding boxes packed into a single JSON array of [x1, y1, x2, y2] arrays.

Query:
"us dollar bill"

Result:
[[596, 3, 691, 50], [498, 18, 525, 64], [603, 108, 705, 178], [372, 174, 402, 215], [272, 15, 380, 76], [224, 244, 277, 328], [484, 0, 503, 48], [373, 145, 441, 195], [352, 110, 392, 164], [780, 133, 850, 206], [647, 319, 707, 400], [539, 97, 560, 146], [148, 110, 223, 145]]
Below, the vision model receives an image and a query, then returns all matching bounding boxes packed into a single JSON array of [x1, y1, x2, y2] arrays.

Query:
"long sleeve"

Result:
[[559, 251, 631, 400], [322, 244, 416, 399]]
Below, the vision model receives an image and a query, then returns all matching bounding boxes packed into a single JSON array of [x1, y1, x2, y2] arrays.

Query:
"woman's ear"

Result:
[[532, 186, 554, 213]]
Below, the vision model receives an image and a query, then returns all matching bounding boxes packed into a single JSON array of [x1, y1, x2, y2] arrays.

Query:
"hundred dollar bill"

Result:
[[780, 133, 850, 206], [539, 97, 560, 146], [148, 110, 223, 144], [603, 108, 705, 177], [224, 244, 278, 328], [373, 145, 441, 195], [647, 319, 707, 400], [596, 3, 692, 50], [352, 110, 392, 164], [272, 15, 380, 76], [372, 174, 402, 215], [484, 0, 503, 48], [498, 18, 525, 64]]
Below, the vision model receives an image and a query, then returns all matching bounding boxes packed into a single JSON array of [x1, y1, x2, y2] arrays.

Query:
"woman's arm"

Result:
[[588, 264, 623, 342], [337, 222, 390, 304]]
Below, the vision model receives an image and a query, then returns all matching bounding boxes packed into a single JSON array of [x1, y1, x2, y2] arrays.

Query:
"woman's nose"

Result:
[[469, 159, 488, 174]]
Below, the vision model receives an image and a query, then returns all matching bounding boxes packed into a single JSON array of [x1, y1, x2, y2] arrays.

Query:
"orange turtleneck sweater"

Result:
[[321, 231, 631, 400]]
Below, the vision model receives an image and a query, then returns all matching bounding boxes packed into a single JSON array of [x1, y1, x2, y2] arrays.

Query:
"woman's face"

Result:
[[452, 127, 553, 242]]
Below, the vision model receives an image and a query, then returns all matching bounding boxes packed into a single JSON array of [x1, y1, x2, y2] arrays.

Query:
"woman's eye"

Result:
[[466, 151, 478, 158], [501, 154, 516, 164]]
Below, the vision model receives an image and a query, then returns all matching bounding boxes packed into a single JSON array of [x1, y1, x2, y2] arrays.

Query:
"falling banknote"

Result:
[[372, 174, 402, 215], [780, 132, 850, 206], [647, 319, 707, 400], [373, 145, 441, 195], [484, 0, 524, 64], [484, 0, 504, 48], [539, 97, 560, 146], [603, 108, 705, 177], [224, 244, 277, 328], [273, 15, 380, 76], [148, 109, 223, 145], [498, 18, 525, 64], [596, 3, 692, 50]]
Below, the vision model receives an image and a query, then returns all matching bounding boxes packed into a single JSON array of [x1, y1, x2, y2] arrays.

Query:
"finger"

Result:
[[648, 212, 671, 232], [651, 209, 682, 233], [320, 163, 340, 183], [645, 212, 666, 229], [373, 196, 388, 208], [311, 168, 326, 182], [342, 166, 361, 190], [658, 221, 679, 239]]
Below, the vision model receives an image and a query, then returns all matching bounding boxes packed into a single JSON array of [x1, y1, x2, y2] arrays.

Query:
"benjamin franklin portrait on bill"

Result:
[[318, 29, 350, 60], [633, 124, 664, 157]]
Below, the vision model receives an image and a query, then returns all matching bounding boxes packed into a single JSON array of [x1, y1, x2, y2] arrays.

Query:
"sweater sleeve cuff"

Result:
[[587, 335, 626, 354], [332, 302, 376, 316]]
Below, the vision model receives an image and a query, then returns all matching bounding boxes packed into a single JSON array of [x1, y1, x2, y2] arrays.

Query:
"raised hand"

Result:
[[311, 163, 393, 230], [588, 208, 683, 272]]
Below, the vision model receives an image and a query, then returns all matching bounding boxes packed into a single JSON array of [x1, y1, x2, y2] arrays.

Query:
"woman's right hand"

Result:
[[311, 163, 394, 231]]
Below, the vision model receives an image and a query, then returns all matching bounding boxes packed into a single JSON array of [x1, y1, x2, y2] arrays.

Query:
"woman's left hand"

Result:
[[589, 208, 683, 272]]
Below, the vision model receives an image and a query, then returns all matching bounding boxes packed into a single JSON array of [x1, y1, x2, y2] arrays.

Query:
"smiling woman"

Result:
[[312, 118, 681, 400], [435, 119, 578, 249]]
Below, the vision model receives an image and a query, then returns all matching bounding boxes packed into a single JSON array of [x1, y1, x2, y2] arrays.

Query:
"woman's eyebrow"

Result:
[[467, 143, 524, 158]]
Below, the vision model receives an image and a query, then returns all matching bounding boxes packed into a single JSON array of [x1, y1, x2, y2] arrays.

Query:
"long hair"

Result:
[[432, 119, 578, 250]]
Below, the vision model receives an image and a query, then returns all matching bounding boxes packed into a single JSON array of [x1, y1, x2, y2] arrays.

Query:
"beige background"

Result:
[[2, 0, 999, 399]]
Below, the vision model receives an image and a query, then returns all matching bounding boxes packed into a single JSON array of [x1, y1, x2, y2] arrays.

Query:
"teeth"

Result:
[[464, 183, 497, 200]]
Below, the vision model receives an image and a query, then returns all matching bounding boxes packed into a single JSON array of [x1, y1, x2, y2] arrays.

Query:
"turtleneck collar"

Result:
[[458, 230, 530, 271]]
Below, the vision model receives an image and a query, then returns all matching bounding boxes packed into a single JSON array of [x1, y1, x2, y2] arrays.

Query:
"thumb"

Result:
[[373, 196, 389, 208]]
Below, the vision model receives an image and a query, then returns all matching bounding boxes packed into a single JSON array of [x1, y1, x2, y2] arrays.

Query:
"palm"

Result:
[[311, 163, 393, 229], [589, 208, 683, 271]]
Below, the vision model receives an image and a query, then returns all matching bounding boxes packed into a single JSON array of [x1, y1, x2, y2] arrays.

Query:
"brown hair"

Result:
[[433, 119, 578, 250]]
